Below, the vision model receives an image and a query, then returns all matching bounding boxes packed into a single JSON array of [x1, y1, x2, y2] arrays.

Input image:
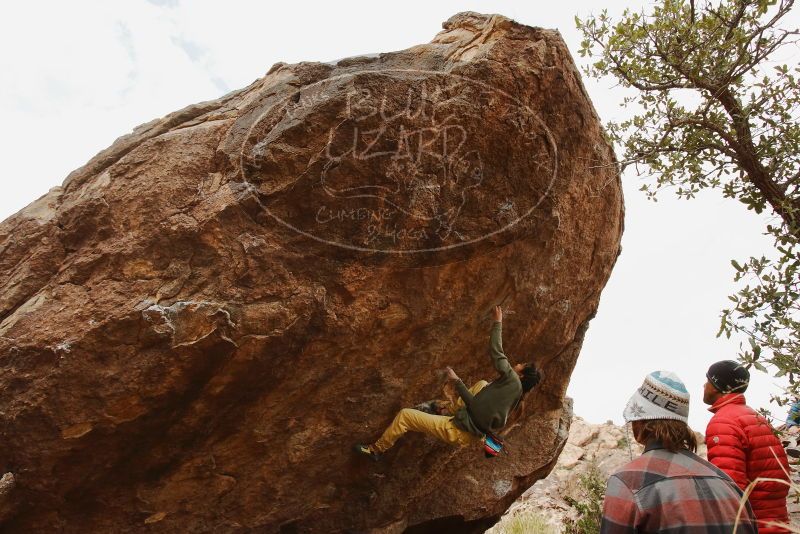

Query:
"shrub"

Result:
[[562, 461, 606, 534]]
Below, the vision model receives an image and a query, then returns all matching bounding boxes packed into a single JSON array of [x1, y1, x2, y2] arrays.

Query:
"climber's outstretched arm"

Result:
[[447, 367, 474, 407], [489, 305, 513, 376]]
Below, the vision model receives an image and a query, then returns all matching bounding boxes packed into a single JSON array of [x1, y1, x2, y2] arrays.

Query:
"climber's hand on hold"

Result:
[[446, 366, 459, 382], [493, 305, 503, 323]]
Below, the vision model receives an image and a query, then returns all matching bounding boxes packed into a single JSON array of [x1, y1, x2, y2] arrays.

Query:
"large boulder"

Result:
[[0, 11, 623, 533]]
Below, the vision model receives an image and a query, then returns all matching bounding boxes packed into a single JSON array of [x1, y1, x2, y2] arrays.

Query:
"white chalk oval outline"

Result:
[[239, 68, 558, 254]]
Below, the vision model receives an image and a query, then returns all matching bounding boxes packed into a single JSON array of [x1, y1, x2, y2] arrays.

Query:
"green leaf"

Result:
[[577, 0, 800, 408]]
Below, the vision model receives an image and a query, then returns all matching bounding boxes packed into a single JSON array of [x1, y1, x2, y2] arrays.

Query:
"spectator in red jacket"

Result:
[[704, 359, 791, 534], [600, 370, 757, 534]]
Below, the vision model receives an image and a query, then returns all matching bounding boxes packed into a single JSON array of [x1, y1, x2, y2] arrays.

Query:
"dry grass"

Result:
[[493, 510, 558, 534]]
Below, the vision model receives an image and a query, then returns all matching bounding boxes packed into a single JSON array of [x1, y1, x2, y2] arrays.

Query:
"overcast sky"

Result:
[[1, 0, 795, 431]]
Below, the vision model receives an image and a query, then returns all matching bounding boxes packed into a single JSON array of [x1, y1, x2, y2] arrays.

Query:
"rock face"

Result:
[[489, 417, 640, 532], [0, 12, 623, 533], [496, 418, 800, 533], [489, 417, 701, 532]]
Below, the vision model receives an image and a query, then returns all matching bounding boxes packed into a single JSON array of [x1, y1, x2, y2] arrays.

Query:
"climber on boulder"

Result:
[[354, 305, 540, 460]]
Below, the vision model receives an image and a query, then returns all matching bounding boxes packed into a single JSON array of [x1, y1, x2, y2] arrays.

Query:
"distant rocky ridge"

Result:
[[491, 416, 800, 533], [489, 416, 662, 532]]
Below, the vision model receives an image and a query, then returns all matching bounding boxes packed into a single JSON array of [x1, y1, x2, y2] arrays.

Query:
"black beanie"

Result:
[[706, 360, 750, 394]]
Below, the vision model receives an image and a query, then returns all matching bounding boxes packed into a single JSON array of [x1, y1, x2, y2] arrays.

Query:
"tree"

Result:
[[576, 0, 800, 405]]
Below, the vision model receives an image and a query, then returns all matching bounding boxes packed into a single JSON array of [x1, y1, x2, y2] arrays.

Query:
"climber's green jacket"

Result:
[[452, 321, 522, 437]]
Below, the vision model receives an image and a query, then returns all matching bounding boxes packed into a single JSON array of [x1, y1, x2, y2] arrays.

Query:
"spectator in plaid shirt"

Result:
[[600, 370, 757, 534]]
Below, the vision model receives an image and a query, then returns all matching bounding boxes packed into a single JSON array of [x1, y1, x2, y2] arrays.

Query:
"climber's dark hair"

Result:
[[520, 363, 540, 393], [501, 364, 540, 437]]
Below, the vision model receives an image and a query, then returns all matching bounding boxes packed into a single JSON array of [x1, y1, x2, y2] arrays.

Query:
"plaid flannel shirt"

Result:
[[600, 442, 758, 534]]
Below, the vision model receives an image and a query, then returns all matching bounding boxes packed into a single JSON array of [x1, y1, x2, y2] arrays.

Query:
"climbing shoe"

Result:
[[353, 443, 380, 461]]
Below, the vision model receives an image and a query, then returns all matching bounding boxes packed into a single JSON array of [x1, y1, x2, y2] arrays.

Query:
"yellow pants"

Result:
[[372, 380, 488, 453]]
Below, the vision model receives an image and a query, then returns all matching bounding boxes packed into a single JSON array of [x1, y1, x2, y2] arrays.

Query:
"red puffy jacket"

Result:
[[706, 393, 790, 534]]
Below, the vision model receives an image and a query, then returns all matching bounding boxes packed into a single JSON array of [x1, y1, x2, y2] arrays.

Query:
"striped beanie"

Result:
[[623, 370, 690, 423]]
